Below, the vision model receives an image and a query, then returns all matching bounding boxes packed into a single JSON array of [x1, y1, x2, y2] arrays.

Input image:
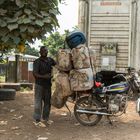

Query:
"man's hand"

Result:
[[33, 72, 52, 79], [44, 73, 51, 79]]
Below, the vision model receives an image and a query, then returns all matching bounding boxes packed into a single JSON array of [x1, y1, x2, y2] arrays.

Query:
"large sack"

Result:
[[69, 68, 94, 91], [51, 67, 71, 108], [65, 30, 86, 49], [71, 44, 91, 69], [51, 67, 72, 98], [51, 96, 66, 109], [57, 49, 72, 71]]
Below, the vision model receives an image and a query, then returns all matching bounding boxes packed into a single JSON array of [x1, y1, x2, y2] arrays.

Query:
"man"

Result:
[[33, 46, 56, 126]]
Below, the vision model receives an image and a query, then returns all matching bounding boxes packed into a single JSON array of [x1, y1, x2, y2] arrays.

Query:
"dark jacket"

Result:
[[33, 57, 56, 87]]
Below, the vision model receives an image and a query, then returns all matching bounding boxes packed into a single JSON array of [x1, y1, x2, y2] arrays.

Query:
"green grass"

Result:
[[0, 76, 5, 83], [20, 87, 32, 92]]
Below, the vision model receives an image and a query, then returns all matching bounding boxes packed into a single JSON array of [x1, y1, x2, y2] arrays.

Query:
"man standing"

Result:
[[33, 46, 56, 126]]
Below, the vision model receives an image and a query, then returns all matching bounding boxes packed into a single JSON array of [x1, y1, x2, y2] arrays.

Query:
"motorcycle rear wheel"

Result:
[[74, 96, 102, 126]]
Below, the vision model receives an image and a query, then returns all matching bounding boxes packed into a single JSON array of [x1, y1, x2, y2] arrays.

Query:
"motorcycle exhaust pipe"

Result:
[[76, 109, 112, 116], [136, 97, 140, 115]]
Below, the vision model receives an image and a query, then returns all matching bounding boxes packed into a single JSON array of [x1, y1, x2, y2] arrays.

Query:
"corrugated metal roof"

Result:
[[8, 54, 38, 62]]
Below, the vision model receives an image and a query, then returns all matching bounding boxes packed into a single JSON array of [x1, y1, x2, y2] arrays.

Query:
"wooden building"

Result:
[[6, 54, 38, 83]]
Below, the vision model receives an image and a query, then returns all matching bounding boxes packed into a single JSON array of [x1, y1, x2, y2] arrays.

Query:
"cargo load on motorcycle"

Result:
[[51, 30, 95, 108]]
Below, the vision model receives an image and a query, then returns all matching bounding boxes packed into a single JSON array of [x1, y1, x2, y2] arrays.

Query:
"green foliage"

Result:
[[24, 44, 39, 56], [0, 76, 5, 82], [0, 57, 7, 64], [42, 30, 69, 57], [0, 0, 61, 50], [20, 87, 32, 92]]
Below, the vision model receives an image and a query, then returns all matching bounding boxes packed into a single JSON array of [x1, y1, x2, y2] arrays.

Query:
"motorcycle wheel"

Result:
[[74, 96, 102, 126]]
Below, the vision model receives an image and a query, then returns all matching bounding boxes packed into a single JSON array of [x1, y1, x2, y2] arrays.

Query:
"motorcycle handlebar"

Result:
[[113, 74, 127, 81], [113, 74, 124, 78]]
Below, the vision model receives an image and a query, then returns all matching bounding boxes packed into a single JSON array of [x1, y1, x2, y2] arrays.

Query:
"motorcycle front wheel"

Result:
[[74, 96, 102, 126]]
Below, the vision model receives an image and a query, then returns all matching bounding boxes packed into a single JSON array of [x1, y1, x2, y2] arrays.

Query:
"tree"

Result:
[[0, 0, 61, 52], [41, 30, 69, 57], [24, 44, 39, 56]]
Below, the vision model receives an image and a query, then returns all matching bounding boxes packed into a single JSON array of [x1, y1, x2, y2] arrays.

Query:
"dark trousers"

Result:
[[33, 84, 51, 121]]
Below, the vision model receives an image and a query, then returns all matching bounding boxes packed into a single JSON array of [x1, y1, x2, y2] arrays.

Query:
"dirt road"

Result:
[[0, 92, 140, 140]]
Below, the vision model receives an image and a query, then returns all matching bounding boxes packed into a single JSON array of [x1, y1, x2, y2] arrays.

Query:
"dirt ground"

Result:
[[1, 91, 140, 140]]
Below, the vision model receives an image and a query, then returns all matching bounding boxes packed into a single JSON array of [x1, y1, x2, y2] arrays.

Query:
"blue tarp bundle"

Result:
[[65, 30, 86, 49]]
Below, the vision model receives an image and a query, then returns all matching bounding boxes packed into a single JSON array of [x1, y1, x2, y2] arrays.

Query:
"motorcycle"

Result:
[[74, 68, 140, 126]]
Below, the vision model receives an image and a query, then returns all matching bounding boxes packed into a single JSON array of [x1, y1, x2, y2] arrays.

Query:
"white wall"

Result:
[[135, 0, 140, 70]]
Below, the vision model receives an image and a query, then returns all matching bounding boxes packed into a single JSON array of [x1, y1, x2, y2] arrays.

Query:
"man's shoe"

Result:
[[42, 119, 53, 125], [36, 119, 40, 123], [46, 120, 54, 125], [33, 120, 46, 128]]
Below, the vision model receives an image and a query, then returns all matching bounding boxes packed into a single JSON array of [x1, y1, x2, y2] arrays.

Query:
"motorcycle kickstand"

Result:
[[106, 116, 113, 126], [64, 102, 72, 117]]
